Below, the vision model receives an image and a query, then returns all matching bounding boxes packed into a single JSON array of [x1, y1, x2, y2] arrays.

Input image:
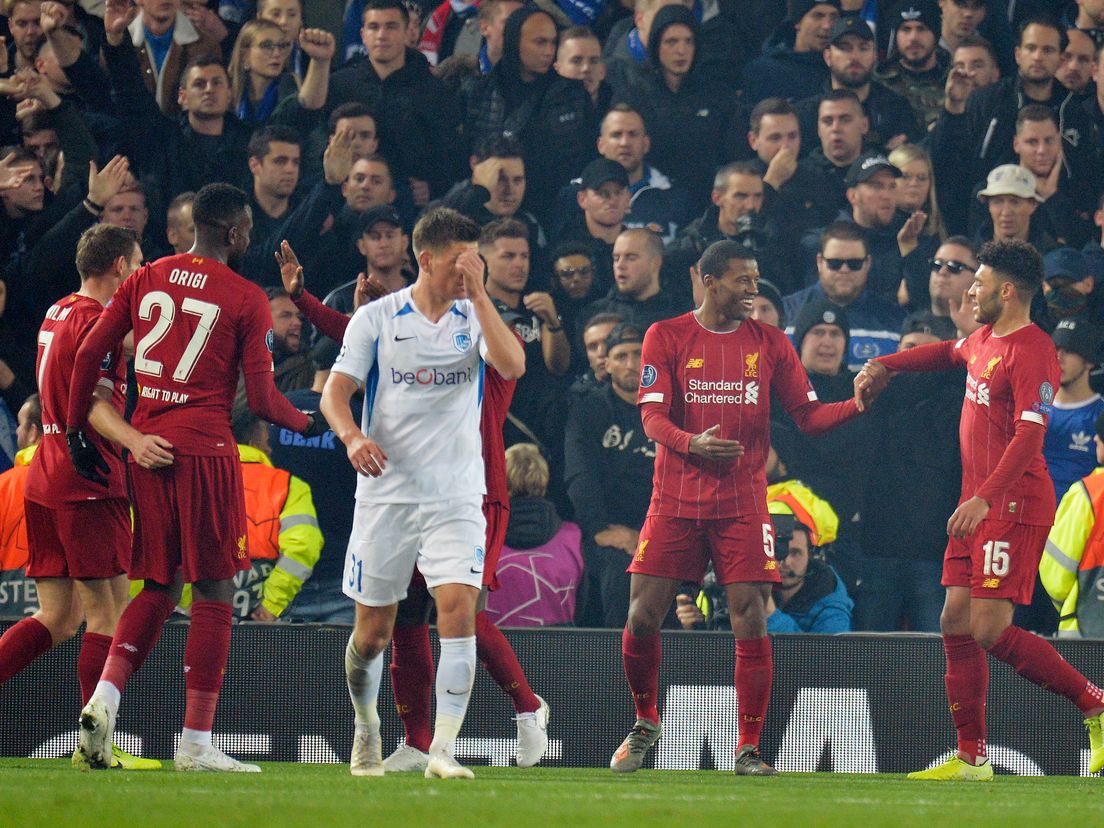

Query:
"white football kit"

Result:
[[332, 287, 489, 604]]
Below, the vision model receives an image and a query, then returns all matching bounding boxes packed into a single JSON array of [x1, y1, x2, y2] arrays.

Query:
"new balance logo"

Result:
[[685, 358, 704, 369], [982, 578, 1000, 589]]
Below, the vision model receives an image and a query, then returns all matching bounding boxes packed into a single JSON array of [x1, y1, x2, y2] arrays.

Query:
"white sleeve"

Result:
[[469, 308, 489, 359], [331, 305, 380, 386]]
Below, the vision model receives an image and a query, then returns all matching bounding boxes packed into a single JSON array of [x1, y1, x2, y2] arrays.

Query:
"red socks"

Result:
[[735, 636, 772, 748], [99, 588, 176, 692], [0, 616, 53, 685], [389, 624, 434, 753], [77, 632, 113, 706], [943, 634, 988, 762], [987, 625, 1104, 715], [476, 612, 540, 714], [182, 601, 232, 732], [622, 628, 661, 725]]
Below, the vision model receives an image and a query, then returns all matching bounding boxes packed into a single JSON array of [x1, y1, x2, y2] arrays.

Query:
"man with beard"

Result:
[[796, 18, 920, 156], [875, 0, 952, 129]]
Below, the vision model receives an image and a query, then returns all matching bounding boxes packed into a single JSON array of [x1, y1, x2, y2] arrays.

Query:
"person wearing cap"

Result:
[[674, 482, 853, 633], [787, 219, 905, 369], [875, 0, 951, 129], [1043, 246, 1102, 330], [860, 310, 964, 631], [554, 156, 633, 293], [668, 161, 797, 295], [971, 164, 1057, 253], [319, 204, 416, 318], [795, 17, 921, 156], [800, 150, 937, 302], [1044, 317, 1104, 500], [772, 297, 875, 598], [742, 0, 841, 107], [564, 322, 656, 628], [1040, 411, 1104, 639], [609, 3, 738, 204]]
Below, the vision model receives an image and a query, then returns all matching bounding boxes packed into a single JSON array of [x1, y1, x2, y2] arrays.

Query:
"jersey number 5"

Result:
[[134, 291, 221, 382], [762, 523, 775, 558]]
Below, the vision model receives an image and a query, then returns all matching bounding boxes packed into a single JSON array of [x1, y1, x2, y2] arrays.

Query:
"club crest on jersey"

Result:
[[980, 355, 1002, 379], [641, 365, 658, 388], [265, 329, 275, 353], [453, 332, 472, 352], [474, 546, 485, 565], [745, 352, 759, 378]]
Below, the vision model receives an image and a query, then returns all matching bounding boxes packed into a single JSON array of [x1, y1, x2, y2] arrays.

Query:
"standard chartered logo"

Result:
[[684, 378, 759, 405], [391, 367, 474, 386]]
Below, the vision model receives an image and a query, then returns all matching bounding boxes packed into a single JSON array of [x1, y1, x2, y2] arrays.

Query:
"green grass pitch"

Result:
[[0, 761, 1102, 827]]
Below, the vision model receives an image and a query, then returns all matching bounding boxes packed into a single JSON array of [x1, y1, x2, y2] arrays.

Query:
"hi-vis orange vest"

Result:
[[241, 458, 291, 562], [0, 444, 36, 572], [1075, 472, 1104, 638]]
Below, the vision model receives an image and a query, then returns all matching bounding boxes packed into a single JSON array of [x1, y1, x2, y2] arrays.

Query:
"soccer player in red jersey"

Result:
[[857, 239, 1104, 780], [66, 184, 327, 773], [611, 240, 865, 775], [276, 242, 550, 772], [0, 225, 169, 771]]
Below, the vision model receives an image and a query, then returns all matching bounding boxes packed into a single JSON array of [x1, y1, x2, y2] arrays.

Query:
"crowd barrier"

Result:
[[2, 624, 1102, 775]]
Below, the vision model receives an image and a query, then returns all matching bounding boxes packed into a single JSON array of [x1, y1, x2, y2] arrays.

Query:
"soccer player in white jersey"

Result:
[[321, 208, 525, 779]]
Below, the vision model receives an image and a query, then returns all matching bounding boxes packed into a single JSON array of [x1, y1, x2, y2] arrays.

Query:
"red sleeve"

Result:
[[244, 375, 309, 432], [788, 398, 861, 435], [975, 419, 1046, 506], [66, 280, 135, 429], [640, 404, 693, 454], [876, 339, 959, 372], [293, 289, 349, 343], [770, 328, 862, 435]]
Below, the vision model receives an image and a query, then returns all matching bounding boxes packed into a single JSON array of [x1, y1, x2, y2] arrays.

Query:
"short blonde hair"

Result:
[[888, 144, 947, 241], [505, 443, 548, 498]]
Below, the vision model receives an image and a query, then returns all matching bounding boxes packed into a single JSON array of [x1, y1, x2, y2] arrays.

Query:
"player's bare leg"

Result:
[[611, 574, 681, 773], [725, 582, 777, 776], [170, 577, 258, 773], [424, 583, 479, 779], [474, 589, 549, 767], [385, 585, 433, 772], [347, 602, 397, 777]]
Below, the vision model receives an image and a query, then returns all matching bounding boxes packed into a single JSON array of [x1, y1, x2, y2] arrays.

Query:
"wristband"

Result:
[[83, 197, 104, 215]]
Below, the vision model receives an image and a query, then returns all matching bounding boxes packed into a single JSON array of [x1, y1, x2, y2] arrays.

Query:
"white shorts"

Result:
[[342, 495, 486, 606]]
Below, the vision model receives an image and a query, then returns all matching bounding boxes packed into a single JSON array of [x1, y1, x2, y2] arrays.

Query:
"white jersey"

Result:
[[332, 286, 488, 504]]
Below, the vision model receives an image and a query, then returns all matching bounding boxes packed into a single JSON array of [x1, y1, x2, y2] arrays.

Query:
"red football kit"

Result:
[[877, 324, 1060, 602], [633, 312, 858, 584], [67, 254, 309, 583], [24, 293, 129, 579]]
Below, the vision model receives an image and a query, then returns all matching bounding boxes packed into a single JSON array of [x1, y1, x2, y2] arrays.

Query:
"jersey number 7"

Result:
[[134, 291, 221, 383]]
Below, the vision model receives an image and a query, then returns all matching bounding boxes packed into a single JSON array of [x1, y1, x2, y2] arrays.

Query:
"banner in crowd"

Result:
[[2, 625, 1101, 775]]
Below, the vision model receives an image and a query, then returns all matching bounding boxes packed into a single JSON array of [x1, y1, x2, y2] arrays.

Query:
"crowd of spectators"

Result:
[[3, 0, 1104, 634]]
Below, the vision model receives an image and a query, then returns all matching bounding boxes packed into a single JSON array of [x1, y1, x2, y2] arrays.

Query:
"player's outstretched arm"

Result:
[[277, 240, 352, 342], [460, 250, 525, 380], [321, 371, 388, 477], [87, 393, 174, 470]]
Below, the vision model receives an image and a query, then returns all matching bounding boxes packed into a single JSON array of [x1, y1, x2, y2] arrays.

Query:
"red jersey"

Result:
[[67, 254, 307, 456], [638, 313, 858, 519], [26, 294, 126, 504], [878, 324, 1059, 526]]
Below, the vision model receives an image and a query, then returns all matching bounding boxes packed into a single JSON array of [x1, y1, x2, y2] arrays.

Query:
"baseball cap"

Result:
[[845, 152, 902, 186], [788, 0, 842, 23], [579, 158, 630, 191], [828, 17, 874, 46], [1052, 318, 1101, 362], [1043, 248, 1087, 284], [361, 204, 403, 232], [888, 0, 941, 35], [976, 165, 1042, 202], [604, 321, 644, 353], [901, 311, 956, 340]]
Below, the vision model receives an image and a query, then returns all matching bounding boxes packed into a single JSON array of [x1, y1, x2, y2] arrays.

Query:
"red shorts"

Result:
[[482, 500, 508, 591], [129, 455, 248, 585], [942, 518, 1049, 604], [628, 514, 781, 585], [24, 498, 129, 580]]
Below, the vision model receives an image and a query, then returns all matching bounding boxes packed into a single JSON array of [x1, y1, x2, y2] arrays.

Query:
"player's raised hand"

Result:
[[457, 249, 489, 301], [675, 594, 706, 630], [299, 28, 336, 63], [67, 430, 110, 486], [129, 433, 174, 469], [346, 433, 388, 477], [87, 155, 130, 208], [948, 286, 980, 336], [353, 272, 389, 310], [947, 495, 989, 538], [275, 240, 304, 297], [689, 425, 744, 461]]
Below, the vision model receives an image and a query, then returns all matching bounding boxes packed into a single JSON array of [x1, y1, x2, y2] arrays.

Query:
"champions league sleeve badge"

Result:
[[641, 365, 657, 388]]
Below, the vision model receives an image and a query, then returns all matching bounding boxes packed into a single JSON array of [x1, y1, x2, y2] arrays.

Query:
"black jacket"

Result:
[[795, 79, 922, 157], [741, 19, 830, 106]]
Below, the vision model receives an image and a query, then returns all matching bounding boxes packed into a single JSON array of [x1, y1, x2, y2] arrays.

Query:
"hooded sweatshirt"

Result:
[[741, 18, 831, 107]]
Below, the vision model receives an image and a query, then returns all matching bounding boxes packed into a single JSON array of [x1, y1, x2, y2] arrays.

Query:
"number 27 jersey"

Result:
[[98, 254, 277, 456]]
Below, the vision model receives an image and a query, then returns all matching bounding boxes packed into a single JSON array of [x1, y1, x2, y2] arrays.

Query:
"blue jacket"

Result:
[[783, 282, 904, 371], [768, 562, 853, 633]]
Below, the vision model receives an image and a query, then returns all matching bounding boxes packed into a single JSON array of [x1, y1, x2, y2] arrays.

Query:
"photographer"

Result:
[[676, 481, 852, 634]]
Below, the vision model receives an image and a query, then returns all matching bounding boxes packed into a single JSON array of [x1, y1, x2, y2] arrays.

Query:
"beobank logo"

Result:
[[391, 366, 474, 386]]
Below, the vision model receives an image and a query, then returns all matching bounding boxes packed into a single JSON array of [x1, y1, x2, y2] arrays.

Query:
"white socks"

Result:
[[180, 728, 212, 748], [345, 636, 383, 730], [92, 680, 121, 717], [430, 636, 476, 754]]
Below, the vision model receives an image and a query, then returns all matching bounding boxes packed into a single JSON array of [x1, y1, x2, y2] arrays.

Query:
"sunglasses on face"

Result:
[[824, 258, 866, 271], [930, 258, 974, 275], [556, 266, 594, 281]]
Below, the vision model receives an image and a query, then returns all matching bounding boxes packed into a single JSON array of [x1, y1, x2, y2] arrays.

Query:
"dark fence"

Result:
[[2, 624, 1102, 775]]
